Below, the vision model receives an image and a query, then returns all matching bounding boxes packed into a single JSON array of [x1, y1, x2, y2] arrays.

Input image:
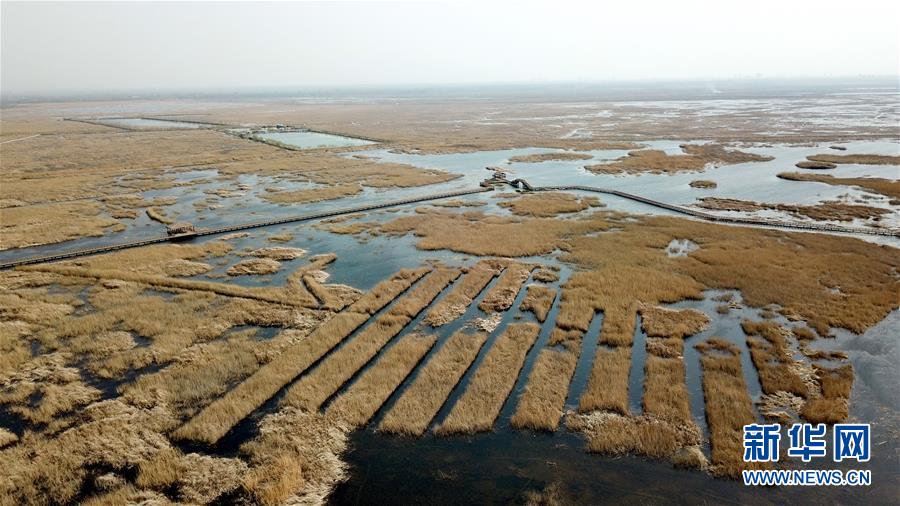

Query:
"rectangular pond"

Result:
[[256, 129, 376, 149]]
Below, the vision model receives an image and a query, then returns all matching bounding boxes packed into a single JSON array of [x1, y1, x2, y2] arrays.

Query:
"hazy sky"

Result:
[[2, 0, 899, 95]]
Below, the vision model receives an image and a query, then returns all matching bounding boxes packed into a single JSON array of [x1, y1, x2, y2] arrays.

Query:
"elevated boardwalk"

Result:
[[1, 179, 895, 270], [0, 187, 492, 270], [533, 183, 898, 237]]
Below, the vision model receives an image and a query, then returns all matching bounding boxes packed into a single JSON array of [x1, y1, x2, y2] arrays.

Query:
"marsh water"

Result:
[[3, 137, 899, 504], [255, 130, 376, 149]]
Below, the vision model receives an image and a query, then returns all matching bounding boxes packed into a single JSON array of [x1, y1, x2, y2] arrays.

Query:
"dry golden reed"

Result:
[[326, 332, 437, 428], [379, 330, 489, 436], [423, 260, 503, 327], [174, 267, 428, 443], [435, 323, 540, 434], [519, 285, 557, 323]]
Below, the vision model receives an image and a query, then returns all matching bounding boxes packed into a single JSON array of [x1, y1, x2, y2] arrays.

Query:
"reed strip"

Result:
[[22, 264, 319, 308], [643, 355, 692, 424], [696, 338, 762, 478], [478, 263, 533, 313], [578, 346, 631, 415], [742, 320, 808, 398], [280, 268, 460, 411], [423, 260, 503, 327], [519, 285, 557, 323], [510, 345, 579, 431], [173, 267, 429, 443], [326, 333, 437, 428], [379, 330, 488, 436], [435, 323, 540, 434]]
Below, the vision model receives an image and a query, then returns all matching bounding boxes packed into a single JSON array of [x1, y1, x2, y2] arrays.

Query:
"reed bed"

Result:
[[121, 329, 267, 419], [510, 287, 591, 430], [640, 306, 709, 339], [240, 408, 350, 506], [777, 172, 900, 200], [145, 206, 175, 225], [801, 363, 853, 423], [643, 355, 691, 424], [478, 263, 533, 313], [742, 320, 809, 398], [379, 331, 489, 436], [0, 201, 121, 251], [510, 346, 579, 431], [280, 268, 459, 411], [423, 260, 504, 327], [174, 268, 428, 444], [519, 285, 557, 323], [695, 338, 763, 478], [23, 264, 319, 308], [387, 268, 462, 318], [507, 152, 593, 163], [807, 153, 900, 165], [350, 267, 430, 315], [585, 144, 772, 175], [326, 333, 437, 428], [567, 411, 701, 460], [497, 192, 600, 217], [435, 323, 540, 434], [578, 346, 631, 415], [302, 274, 347, 311]]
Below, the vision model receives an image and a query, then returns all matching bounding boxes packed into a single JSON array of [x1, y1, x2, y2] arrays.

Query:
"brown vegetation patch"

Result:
[[240, 408, 350, 506], [696, 197, 890, 222], [174, 267, 428, 444], [801, 364, 853, 424], [0, 399, 251, 504], [777, 172, 900, 200], [280, 268, 460, 411], [689, 179, 718, 188], [585, 144, 773, 175], [695, 338, 765, 478], [374, 208, 615, 257], [643, 354, 692, 424], [262, 183, 363, 205], [435, 323, 540, 434], [0, 428, 17, 448], [640, 306, 710, 339], [0, 201, 121, 250], [380, 330, 489, 436], [226, 258, 281, 276], [145, 206, 175, 225], [327, 332, 437, 428], [163, 259, 213, 277], [519, 284, 557, 323], [498, 192, 602, 217], [423, 259, 504, 327], [567, 411, 702, 461], [121, 329, 275, 420], [742, 320, 809, 398], [806, 153, 900, 165], [508, 152, 593, 163], [531, 266, 560, 283], [578, 345, 631, 415], [796, 160, 837, 169], [510, 346, 578, 431], [478, 262, 534, 313], [0, 352, 102, 424], [245, 246, 307, 260]]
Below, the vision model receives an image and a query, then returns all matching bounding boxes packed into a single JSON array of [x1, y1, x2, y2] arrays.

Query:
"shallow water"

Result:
[[3, 139, 897, 264], [255, 130, 376, 149]]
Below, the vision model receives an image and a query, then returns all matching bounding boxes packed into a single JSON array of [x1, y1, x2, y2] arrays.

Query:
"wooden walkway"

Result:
[[1, 180, 896, 270]]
